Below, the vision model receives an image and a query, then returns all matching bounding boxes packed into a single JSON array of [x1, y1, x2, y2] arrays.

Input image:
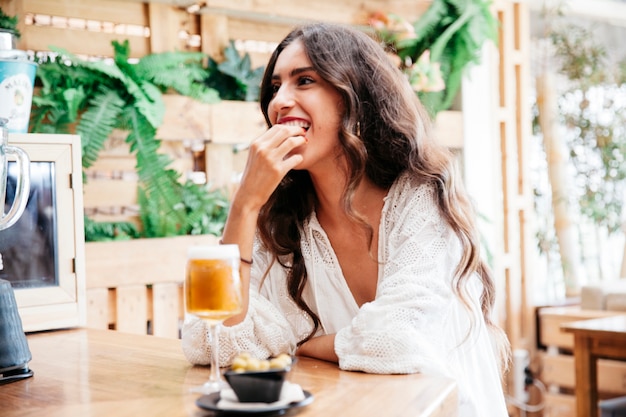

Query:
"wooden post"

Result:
[[148, 3, 187, 53], [200, 14, 230, 62], [536, 72, 583, 296]]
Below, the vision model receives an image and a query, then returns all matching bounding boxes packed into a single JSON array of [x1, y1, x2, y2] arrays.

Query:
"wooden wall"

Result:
[[3, 0, 432, 61]]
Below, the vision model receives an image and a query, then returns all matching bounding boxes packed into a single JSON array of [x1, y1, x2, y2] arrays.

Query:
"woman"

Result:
[[183, 22, 510, 416]]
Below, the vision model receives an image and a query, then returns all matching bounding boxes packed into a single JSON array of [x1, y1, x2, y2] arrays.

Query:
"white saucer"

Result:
[[196, 390, 314, 415]]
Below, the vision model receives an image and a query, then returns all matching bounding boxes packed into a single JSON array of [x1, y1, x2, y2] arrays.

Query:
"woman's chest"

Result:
[[324, 227, 380, 307]]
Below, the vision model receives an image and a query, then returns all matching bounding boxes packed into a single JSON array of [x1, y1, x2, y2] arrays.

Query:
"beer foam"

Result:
[[188, 244, 240, 260]]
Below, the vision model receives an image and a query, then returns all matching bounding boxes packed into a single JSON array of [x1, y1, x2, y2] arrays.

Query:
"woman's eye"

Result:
[[271, 83, 281, 94], [298, 76, 314, 86]]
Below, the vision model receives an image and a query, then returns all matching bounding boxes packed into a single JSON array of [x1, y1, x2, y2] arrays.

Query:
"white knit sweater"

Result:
[[182, 172, 508, 416]]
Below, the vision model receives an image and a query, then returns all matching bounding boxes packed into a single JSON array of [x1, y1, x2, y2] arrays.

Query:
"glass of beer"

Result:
[[185, 244, 243, 394]]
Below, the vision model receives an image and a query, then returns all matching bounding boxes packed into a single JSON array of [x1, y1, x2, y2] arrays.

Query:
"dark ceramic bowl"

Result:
[[223, 365, 292, 403]]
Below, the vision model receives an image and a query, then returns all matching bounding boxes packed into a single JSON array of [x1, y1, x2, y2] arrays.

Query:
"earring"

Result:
[[356, 121, 361, 137]]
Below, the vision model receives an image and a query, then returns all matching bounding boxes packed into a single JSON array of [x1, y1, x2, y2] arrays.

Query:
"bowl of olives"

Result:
[[223, 352, 294, 403]]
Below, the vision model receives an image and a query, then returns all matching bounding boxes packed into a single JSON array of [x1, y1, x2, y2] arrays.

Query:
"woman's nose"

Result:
[[271, 85, 295, 111]]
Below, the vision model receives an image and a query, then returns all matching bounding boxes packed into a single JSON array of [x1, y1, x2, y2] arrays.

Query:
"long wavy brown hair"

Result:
[[257, 23, 509, 371]]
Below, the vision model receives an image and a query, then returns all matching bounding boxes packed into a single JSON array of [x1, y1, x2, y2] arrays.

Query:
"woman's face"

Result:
[[267, 39, 344, 173]]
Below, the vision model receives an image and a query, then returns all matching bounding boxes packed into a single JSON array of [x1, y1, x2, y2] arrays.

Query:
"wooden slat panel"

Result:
[[151, 283, 182, 338], [23, 0, 149, 25], [115, 285, 148, 335]]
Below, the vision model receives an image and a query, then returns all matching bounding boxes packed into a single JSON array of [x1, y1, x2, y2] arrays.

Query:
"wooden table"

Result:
[[1, 328, 457, 417], [562, 315, 626, 417]]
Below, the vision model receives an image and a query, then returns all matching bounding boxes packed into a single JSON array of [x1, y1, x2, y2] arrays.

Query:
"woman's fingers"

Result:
[[248, 127, 306, 174], [236, 125, 307, 208], [252, 125, 306, 156]]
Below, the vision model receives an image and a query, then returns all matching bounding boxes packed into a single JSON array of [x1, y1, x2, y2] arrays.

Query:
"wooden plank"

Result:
[[158, 98, 266, 144], [151, 283, 182, 338], [197, 0, 431, 25], [542, 353, 626, 394], [115, 285, 148, 335], [88, 156, 137, 173], [83, 179, 138, 208], [544, 393, 576, 417], [22, 0, 149, 25], [85, 234, 219, 289], [199, 14, 229, 60], [538, 306, 622, 349], [157, 95, 213, 140], [148, 3, 196, 53], [221, 17, 293, 44], [205, 143, 235, 190], [21, 25, 150, 58], [86, 288, 110, 330], [210, 100, 265, 144], [17, 0, 152, 56]]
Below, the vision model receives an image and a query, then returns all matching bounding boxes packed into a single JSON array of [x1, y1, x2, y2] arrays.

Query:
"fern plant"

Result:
[[203, 40, 265, 101], [30, 40, 230, 241], [372, 0, 498, 115]]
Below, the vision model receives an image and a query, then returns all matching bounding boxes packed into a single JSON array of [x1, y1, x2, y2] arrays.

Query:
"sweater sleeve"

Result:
[[334, 181, 462, 376]]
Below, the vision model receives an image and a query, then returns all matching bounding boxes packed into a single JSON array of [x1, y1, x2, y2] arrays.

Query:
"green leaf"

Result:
[[77, 88, 125, 168], [205, 41, 264, 102]]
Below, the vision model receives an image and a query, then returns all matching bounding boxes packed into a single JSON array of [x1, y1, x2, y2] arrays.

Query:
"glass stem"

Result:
[[208, 322, 222, 385]]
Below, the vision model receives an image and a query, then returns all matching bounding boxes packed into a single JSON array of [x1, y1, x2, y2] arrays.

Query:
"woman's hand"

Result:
[[235, 124, 308, 212], [221, 124, 307, 327]]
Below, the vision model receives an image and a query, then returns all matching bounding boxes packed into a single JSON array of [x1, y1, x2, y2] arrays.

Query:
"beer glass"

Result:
[[185, 244, 243, 394], [0, 118, 29, 231]]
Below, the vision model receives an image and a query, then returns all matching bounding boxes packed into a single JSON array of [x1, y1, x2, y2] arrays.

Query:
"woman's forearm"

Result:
[[296, 334, 338, 363], [221, 192, 261, 326]]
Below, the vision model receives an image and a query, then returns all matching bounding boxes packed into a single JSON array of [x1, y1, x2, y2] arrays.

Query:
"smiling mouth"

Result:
[[280, 120, 310, 131]]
